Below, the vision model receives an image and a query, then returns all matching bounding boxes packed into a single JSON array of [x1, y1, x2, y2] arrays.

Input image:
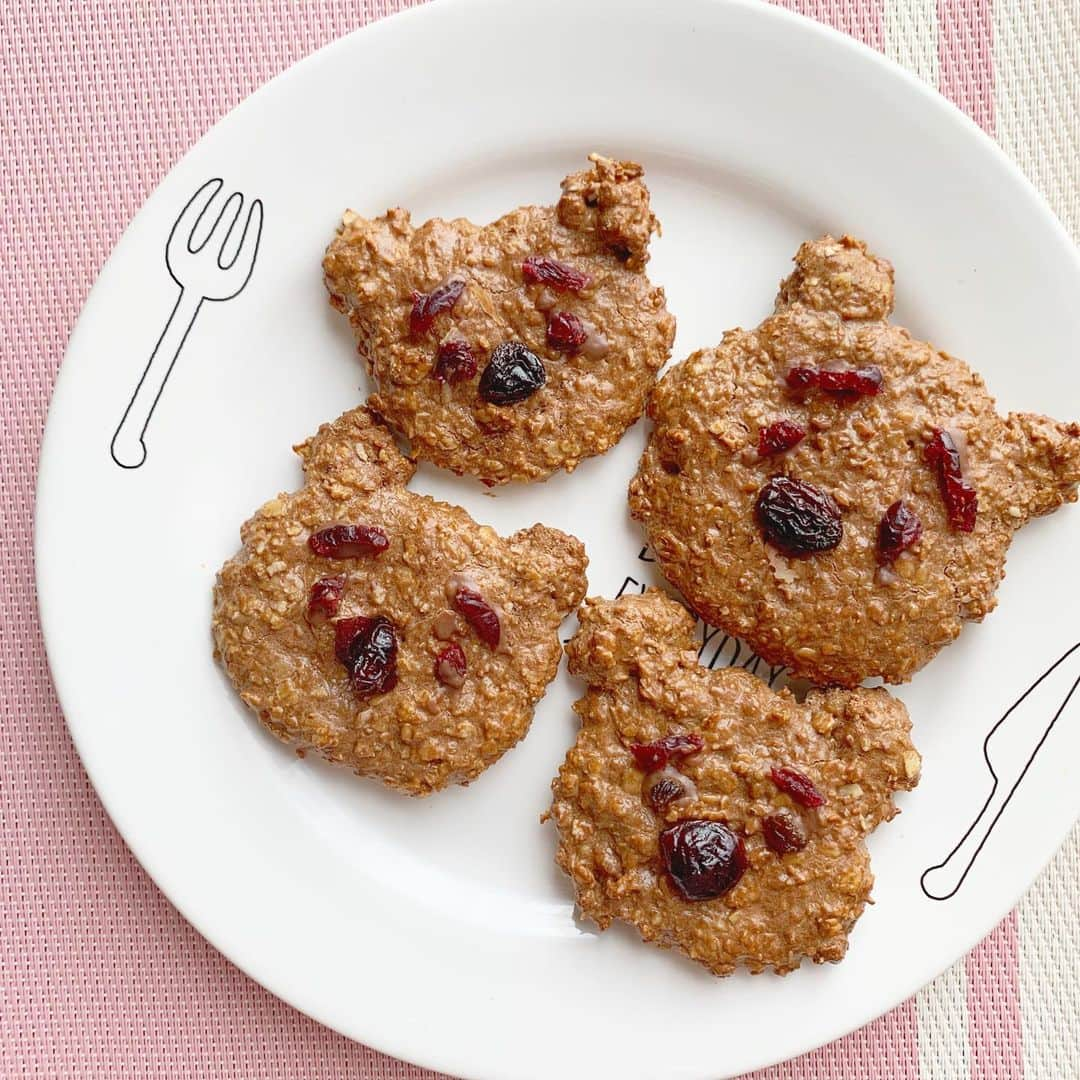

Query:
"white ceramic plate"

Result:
[[37, 1, 1080, 1076]]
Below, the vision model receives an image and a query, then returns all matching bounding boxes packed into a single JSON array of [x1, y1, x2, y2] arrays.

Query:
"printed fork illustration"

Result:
[[110, 178, 263, 468]]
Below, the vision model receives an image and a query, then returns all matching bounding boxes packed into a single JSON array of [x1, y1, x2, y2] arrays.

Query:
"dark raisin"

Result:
[[478, 343, 546, 405], [628, 733, 704, 773], [334, 616, 370, 664], [409, 279, 466, 336], [646, 775, 687, 812], [307, 575, 345, 621], [925, 428, 977, 532], [432, 339, 478, 384], [453, 587, 500, 649], [333, 615, 398, 698], [434, 642, 467, 688], [770, 766, 826, 808], [546, 311, 588, 352], [758, 419, 806, 458], [659, 819, 748, 901], [754, 476, 843, 557], [877, 500, 923, 564], [762, 809, 808, 854], [521, 255, 591, 292], [309, 524, 389, 559]]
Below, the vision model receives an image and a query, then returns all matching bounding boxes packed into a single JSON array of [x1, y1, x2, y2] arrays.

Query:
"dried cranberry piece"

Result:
[[434, 642, 467, 688], [785, 366, 819, 391], [925, 429, 978, 532], [785, 365, 883, 398], [628, 733, 704, 773], [659, 819, 748, 901], [758, 418, 806, 458], [521, 255, 591, 293], [924, 427, 961, 473], [762, 809, 808, 854], [334, 615, 398, 698], [770, 766, 826, 808], [942, 473, 978, 532], [432, 339, 478, 384], [410, 279, 466, 336], [754, 476, 843, 557], [307, 575, 345, 621], [546, 311, 588, 352], [309, 524, 389, 559], [478, 343, 546, 405], [877, 500, 923, 564], [453, 587, 500, 649], [817, 366, 883, 398], [646, 776, 687, 812]]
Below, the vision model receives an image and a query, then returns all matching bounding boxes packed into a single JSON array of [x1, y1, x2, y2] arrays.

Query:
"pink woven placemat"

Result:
[[4, 2, 1078, 1077]]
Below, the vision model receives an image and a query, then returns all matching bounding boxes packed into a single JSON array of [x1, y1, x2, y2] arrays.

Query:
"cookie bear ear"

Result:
[[294, 406, 415, 496], [804, 686, 921, 832], [1001, 413, 1080, 522], [776, 234, 895, 321], [323, 207, 413, 307], [508, 524, 588, 612], [556, 153, 659, 272], [566, 589, 698, 686]]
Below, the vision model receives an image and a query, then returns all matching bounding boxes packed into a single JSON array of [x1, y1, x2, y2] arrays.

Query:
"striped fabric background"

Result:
[[2, 1, 1078, 1076]]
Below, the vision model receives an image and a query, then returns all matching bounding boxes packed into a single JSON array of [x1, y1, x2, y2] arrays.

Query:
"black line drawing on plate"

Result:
[[921, 640, 1080, 900], [110, 177, 263, 468]]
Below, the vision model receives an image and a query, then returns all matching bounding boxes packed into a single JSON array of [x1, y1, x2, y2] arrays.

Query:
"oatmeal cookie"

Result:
[[630, 235, 1080, 686], [323, 154, 676, 484], [212, 407, 587, 795], [548, 590, 920, 976]]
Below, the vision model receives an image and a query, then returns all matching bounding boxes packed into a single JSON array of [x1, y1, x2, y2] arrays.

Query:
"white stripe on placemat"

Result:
[[915, 959, 970, 1077], [1018, 825, 1080, 1078], [992, 0, 1080, 241], [883, 0, 938, 86]]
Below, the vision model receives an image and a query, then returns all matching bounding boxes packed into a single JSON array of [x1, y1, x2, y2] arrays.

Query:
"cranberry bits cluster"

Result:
[[631, 234, 1080, 687], [212, 163, 1080, 975], [322, 153, 675, 485]]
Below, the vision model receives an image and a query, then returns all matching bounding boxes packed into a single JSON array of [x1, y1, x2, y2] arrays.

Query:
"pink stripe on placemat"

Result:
[[770, 0, 884, 53], [746, 995, 919, 1079], [938, 0, 995, 132], [967, 913, 1024, 1080]]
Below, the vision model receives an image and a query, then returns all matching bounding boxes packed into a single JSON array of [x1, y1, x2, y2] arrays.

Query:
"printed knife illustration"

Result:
[[110, 178, 263, 468], [921, 641, 1080, 900]]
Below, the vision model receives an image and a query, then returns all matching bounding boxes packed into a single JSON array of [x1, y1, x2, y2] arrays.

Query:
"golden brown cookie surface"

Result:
[[630, 235, 1080, 686], [548, 590, 920, 976], [323, 154, 675, 484], [212, 407, 587, 795]]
